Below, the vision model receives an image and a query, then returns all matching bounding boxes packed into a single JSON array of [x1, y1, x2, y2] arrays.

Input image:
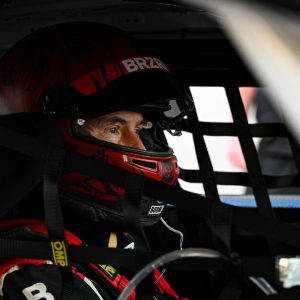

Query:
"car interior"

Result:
[[1, 1, 300, 299]]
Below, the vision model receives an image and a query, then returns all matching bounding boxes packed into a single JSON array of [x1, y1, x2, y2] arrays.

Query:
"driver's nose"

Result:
[[121, 131, 146, 150]]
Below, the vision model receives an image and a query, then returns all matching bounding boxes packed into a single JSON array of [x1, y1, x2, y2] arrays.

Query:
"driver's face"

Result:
[[82, 110, 152, 150]]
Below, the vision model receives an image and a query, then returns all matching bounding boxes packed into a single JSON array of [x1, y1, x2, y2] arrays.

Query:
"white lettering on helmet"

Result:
[[153, 57, 168, 70], [22, 283, 55, 300], [133, 57, 149, 69], [122, 59, 139, 73], [121, 57, 169, 73]]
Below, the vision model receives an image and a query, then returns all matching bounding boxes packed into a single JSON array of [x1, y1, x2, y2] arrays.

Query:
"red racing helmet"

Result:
[[0, 22, 193, 226]]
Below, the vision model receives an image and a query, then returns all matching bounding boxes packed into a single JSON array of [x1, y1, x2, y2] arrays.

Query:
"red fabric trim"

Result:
[[154, 269, 181, 299]]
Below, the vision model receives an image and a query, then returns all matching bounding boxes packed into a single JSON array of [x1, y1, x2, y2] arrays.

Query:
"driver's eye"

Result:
[[107, 127, 119, 134]]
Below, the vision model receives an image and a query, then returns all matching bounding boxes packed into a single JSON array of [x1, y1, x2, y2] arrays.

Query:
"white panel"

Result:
[[190, 86, 232, 122], [167, 86, 247, 195], [164, 131, 199, 170]]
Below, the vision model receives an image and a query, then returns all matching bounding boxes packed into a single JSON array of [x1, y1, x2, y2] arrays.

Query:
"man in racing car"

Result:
[[0, 22, 193, 299]]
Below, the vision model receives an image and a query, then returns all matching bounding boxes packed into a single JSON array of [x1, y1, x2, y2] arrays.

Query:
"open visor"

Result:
[[43, 70, 194, 127]]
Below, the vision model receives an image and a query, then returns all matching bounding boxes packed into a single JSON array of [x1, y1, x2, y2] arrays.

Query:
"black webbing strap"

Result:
[[0, 238, 147, 266], [182, 120, 289, 138], [38, 118, 73, 300], [225, 85, 274, 219], [188, 108, 231, 255], [0, 237, 280, 278], [187, 109, 220, 202], [44, 147, 73, 300], [43, 147, 67, 243]]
